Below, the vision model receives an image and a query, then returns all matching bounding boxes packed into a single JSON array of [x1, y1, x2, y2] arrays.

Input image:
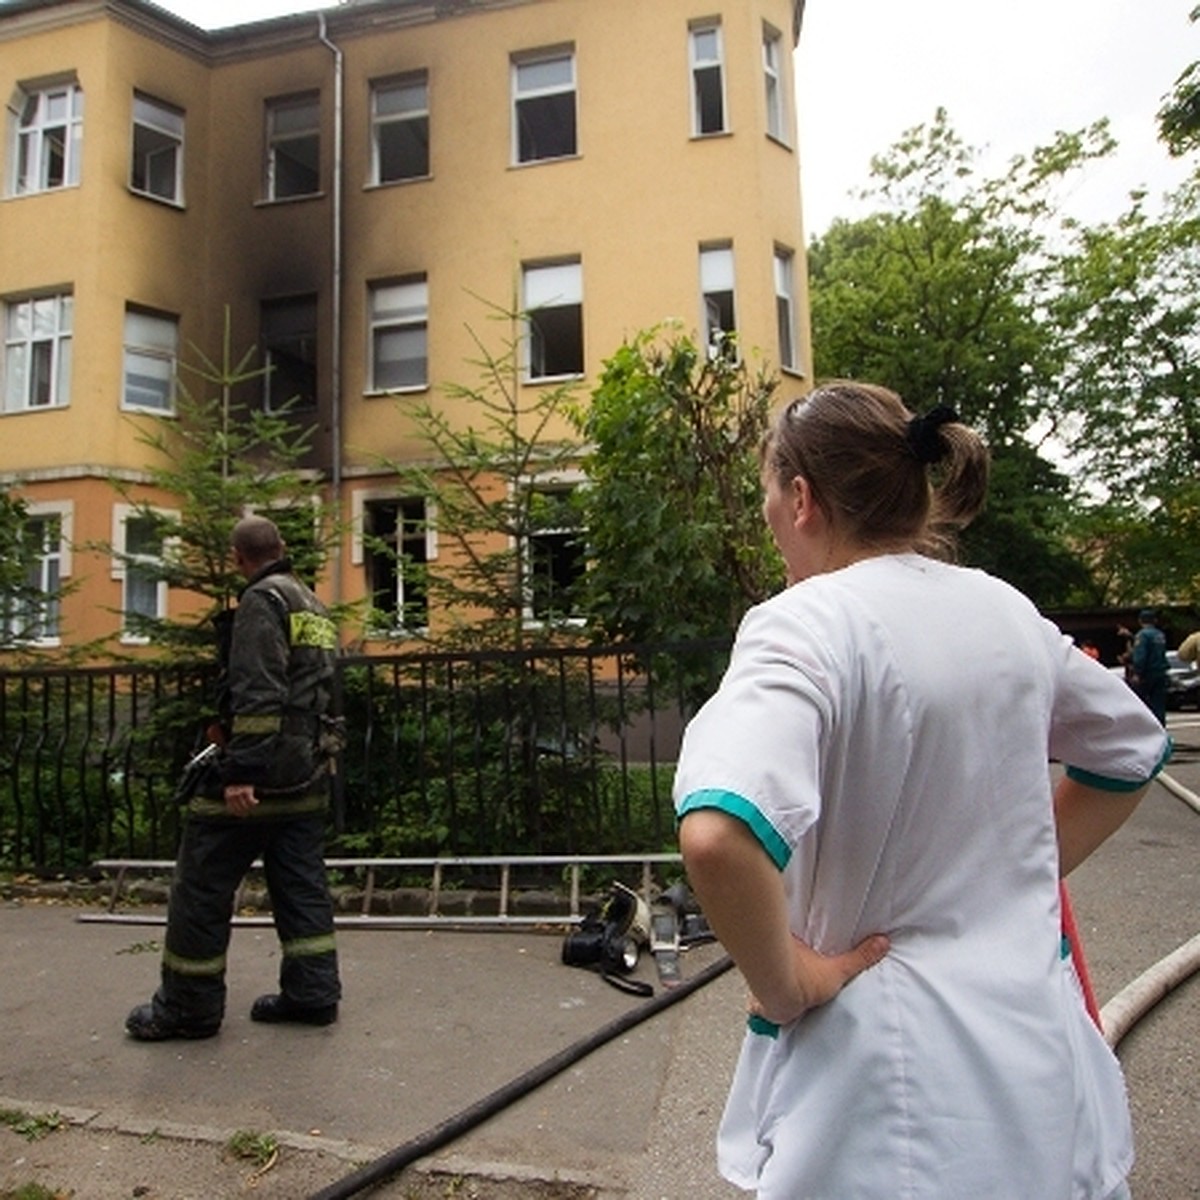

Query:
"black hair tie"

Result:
[[906, 406, 958, 465]]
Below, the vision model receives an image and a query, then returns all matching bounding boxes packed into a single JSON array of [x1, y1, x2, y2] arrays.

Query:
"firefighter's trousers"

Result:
[[152, 809, 340, 1026]]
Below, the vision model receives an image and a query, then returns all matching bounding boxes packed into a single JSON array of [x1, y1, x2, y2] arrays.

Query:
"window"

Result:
[[774, 248, 797, 372], [262, 295, 317, 411], [1, 506, 68, 645], [689, 23, 725, 135], [523, 260, 583, 380], [369, 277, 428, 391], [3, 294, 72, 412], [763, 25, 787, 142], [266, 93, 319, 200], [10, 80, 83, 194], [122, 309, 178, 413], [700, 244, 736, 358], [524, 483, 583, 624], [362, 496, 430, 632], [131, 92, 184, 203], [513, 50, 576, 163], [113, 506, 171, 639], [372, 73, 429, 183]]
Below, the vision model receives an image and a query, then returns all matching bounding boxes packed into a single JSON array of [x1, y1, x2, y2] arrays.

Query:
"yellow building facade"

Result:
[[0, 0, 811, 652]]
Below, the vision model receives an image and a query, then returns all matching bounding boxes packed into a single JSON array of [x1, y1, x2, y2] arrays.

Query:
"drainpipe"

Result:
[[318, 12, 344, 619]]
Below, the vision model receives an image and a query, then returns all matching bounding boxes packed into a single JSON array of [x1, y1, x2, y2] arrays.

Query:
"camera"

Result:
[[561, 882, 649, 975]]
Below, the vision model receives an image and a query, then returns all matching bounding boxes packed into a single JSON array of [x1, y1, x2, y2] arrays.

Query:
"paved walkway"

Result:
[[1, 717, 1197, 1199]]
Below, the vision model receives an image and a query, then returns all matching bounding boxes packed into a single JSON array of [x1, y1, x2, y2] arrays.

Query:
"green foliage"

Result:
[[0, 1109, 63, 1142], [572, 328, 780, 644], [225, 1130, 279, 1168], [1157, 6, 1200, 157], [807, 111, 1114, 605], [104, 308, 340, 660], [378, 295, 584, 651]]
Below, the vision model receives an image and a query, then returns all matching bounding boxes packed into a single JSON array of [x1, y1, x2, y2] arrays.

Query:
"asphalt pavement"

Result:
[[1, 713, 1197, 1200]]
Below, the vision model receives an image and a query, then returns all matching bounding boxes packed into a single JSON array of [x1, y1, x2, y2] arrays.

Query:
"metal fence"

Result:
[[0, 639, 730, 875]]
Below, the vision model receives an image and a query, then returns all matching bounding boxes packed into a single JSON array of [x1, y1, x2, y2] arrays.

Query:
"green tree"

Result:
[[572, 327, 780, 643], [378, 295, 584, 651], [807, 111, 1111, 605], [1157, 5, 1200, 157], [106, 311, 338, 659]]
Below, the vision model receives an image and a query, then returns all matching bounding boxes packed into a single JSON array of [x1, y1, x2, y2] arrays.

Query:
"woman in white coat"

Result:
[[674, 382, 1171, 1199]]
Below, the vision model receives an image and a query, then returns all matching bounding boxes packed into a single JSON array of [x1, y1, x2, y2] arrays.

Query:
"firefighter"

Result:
[[126, 515, 342, 1040]]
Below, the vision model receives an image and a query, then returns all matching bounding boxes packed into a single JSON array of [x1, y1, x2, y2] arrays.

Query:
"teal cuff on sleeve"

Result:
[[747, 1013, 780, 1038], [677, 788, 791, 870], [1065, 736, 1173, 792]]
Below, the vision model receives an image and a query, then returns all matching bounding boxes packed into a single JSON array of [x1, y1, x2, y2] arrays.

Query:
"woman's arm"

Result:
[[1054, 774, 1150, 877], [679, 808, 888, 1025]]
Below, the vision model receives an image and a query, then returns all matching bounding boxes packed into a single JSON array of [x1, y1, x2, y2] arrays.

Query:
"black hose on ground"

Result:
[[305, 952, 734, 1200]]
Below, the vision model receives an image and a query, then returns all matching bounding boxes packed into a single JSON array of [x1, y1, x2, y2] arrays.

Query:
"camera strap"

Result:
[[599, 969, 653, 998]]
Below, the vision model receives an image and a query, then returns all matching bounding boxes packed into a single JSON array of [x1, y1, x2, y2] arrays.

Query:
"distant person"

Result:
[[1130, 607, 1169, 725], [1080, 639, 1101, 660], [1178, 629, 1200, 664], [126, 515, 342, 1041], [674, 382, 1170, 1199]]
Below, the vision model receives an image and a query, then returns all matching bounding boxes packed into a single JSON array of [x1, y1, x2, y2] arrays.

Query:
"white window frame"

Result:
[[368, 277, 429, 392], [352, 489, 436, 635], [371, 72, 430, 184], [122, 308, 178, 414], [689, 22, 726, 136], [3, 293, 73, 413], [522, 259, 584, 382], [512, 48, 577, 165], [700, 243, 737, 359], [1, 500, 72, 646], [265, 92, 320, 201], [518, 471, 586, 627], [112, 504, 176, 642], [762, 24, 788, 144], [130, 91, 184, 204], [774, 247, 799, 373], [9, 79, 83, 195]]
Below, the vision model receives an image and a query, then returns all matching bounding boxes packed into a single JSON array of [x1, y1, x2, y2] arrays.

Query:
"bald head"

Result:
[[231, 515, 285, 576]]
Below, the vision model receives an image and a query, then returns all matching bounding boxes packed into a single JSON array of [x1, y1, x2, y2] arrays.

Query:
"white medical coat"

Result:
[[674, 555, 1170, 1199]]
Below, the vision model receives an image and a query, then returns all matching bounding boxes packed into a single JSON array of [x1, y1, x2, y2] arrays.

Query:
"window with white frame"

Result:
[[523, 482, 584, 624], [3, 294, 73, 412], [689, 22, 726, 135], [372, 73, 429, 183], [361, 496, 430, 632], [262, 294, 317, 411], [114, 507, 171, 639], [10, 80, 83, 195], [774, 247, 798, 372], [512, 49, 576, 164], [265, 93, 319, 200], [122, 308, 178, 413], [523, 260, 583, 380], [1, 505, 69, 645], [763, 25, 787, 142], [369, 277, 428, 391], [131, 92, 184, 203], [700, 243, 736, 358]]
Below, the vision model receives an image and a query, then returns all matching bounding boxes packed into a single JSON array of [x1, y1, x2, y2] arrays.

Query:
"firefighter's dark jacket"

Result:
[[214, 558, 336, 801]]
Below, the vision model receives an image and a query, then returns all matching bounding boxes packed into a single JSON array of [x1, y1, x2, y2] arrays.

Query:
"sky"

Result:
[[153, 0, 1198, 237]]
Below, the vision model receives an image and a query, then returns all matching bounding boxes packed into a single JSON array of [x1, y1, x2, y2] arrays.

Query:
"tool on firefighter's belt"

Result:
[[172, 741, 220, 805], [561, 882, 653, 996]]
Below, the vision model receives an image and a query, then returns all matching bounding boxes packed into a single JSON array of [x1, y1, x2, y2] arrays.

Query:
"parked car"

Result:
[[1166, 650, 1200, 710], [1106, 649, 1200, 711]]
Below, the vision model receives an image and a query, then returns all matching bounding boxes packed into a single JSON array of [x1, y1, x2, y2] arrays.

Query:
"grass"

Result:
[[0, 1109, 64, 1142]]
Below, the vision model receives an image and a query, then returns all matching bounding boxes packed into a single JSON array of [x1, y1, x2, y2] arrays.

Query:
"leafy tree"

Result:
[[1157, 5, 1200, 157], [807, 111, 1113, 605], [105, 310, 338, 660], [572, 327, 780, 643], [378, 295, 584, 651]]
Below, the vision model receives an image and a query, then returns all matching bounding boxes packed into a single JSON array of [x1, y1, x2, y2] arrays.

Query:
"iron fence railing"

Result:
[[0, 639, 730, 875]]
